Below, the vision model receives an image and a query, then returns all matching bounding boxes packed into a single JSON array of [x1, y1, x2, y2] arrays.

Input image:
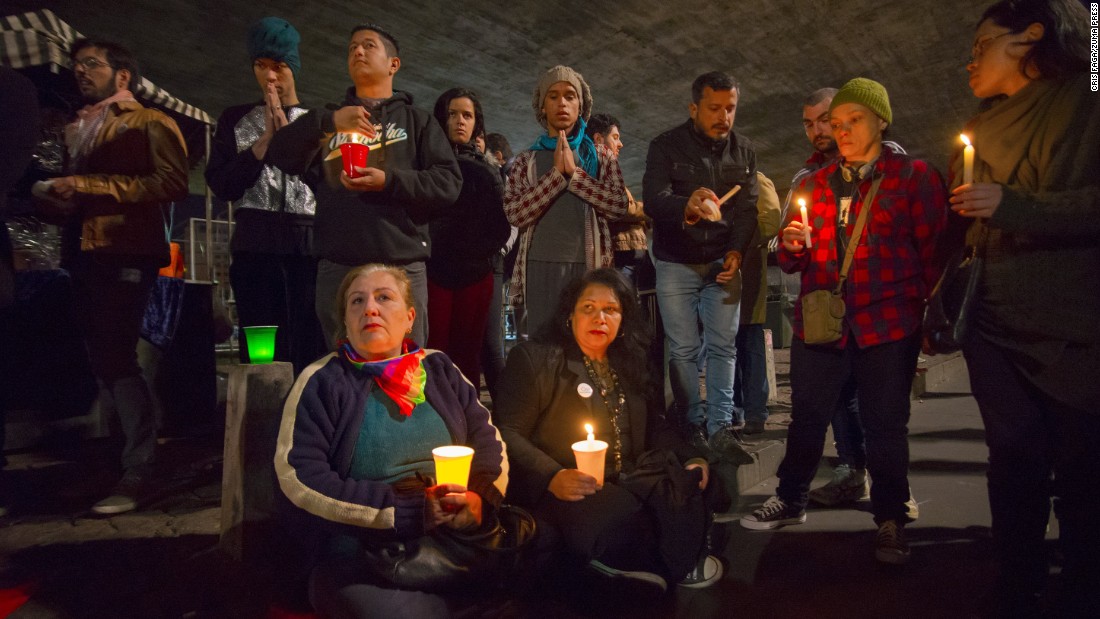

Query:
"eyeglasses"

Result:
[[73, 56, 112, 71], [969, 32, 1011, 63]]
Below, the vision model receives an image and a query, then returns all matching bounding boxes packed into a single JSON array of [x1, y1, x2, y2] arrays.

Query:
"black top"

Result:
[[426, 144, 510, 288], [642, 119, 759, 264]]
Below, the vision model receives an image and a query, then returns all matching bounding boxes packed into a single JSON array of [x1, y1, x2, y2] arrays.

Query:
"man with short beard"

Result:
[[504, 65, 628, 334], [48, 38, 189, 514], [643, 71, 759, 465], [267, 23, 460, 347]]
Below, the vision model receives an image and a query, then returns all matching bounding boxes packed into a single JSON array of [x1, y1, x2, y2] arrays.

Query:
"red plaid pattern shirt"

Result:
[[503, 144, 628, 304], [778, 149, 948, 348]]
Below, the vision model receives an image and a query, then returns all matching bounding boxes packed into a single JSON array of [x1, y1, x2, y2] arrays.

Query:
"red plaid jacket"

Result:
[[778, 149, 948, 348], [503, 144, 628, 304]]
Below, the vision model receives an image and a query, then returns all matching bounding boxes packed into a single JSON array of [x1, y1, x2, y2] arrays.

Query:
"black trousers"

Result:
[[964, 333, 1100, 611], [777, 332, 920, 523], [230, 252, 326, 374]]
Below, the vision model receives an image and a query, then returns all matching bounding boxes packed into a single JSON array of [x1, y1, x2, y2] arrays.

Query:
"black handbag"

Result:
[[362, 503, 537, 593], [924, 225, 986, 354]]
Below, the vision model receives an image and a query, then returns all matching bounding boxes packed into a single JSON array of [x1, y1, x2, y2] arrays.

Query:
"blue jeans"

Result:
[[655, 258, 741, 436], [733, 323, 769, 424]]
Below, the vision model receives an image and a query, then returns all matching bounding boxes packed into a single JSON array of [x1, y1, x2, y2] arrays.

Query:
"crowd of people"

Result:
[[1, 0, 1097, 616]]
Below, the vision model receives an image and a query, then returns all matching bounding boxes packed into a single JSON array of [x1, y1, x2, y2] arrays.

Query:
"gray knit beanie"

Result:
[[531, 65, 593, 129]]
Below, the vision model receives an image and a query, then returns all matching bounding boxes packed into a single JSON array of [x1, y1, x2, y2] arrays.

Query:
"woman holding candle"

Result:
[[744, 78, 948, 566], [274, 264, 508, 617], [495, 268, 728, 595], [945, 0, 1099, 614]]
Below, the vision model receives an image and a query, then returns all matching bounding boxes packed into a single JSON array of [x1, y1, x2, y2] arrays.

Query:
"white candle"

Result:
[[585, 423, 595, 445], [798, 198, 812, 249], [960, 134, 974, 185]]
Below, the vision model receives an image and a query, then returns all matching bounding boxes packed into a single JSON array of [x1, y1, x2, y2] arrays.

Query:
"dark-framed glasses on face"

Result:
[[73, 56, 111, 71]]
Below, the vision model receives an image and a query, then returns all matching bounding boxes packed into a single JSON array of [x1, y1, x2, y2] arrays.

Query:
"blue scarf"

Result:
[[530, 118, 600, 178]]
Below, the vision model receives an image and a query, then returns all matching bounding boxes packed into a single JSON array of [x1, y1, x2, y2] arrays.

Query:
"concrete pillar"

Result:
[[219, 362, 294, 562]]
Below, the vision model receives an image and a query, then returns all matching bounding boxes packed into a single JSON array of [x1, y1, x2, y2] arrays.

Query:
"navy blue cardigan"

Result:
[[275, 350, 508, 541]]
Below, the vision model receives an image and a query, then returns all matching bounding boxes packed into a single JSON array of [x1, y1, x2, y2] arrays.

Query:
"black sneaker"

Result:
[[739, 496, 807, 530], [678, 555, 723, 589], [709, 425, 754, 465]]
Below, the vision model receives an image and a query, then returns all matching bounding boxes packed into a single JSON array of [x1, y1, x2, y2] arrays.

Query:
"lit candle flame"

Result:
[[585, 423, 594, 442], [797, 198, 806, 208], [960, 134, 972, 147]]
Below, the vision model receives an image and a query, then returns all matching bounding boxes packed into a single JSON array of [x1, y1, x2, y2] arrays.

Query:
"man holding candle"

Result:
[[642, 71, 759, 463], [741, 78, 947, 567], [205, 17, 326, 373], [777, 87, 913, 512], [266, 23, 461, 348]]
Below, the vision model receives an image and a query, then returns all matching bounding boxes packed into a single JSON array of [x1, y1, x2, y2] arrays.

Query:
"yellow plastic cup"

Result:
[[432, 445, 474, 488], [571, 439, 608, 488]]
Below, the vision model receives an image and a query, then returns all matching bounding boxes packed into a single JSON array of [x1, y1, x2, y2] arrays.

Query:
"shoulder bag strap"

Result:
[[833, 175, 883, 295]]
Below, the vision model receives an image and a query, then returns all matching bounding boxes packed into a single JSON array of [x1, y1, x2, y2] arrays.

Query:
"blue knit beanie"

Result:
[[247, 17, 301, 75]]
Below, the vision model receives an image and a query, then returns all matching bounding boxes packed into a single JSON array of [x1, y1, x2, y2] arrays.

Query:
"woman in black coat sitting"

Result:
[[495, 268, 728, 593]]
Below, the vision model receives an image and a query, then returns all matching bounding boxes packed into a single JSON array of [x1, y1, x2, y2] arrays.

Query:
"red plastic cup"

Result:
[[339, 142, 369, 178]]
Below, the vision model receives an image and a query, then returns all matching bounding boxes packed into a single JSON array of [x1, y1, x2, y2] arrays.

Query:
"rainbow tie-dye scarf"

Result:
[[340, 339, 427, 416]]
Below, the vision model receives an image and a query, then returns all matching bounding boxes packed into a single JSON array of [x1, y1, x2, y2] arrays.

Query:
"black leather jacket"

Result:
[[642, 120, 759, 264]]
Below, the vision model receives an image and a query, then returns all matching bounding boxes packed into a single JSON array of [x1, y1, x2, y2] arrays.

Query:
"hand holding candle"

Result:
[[960, 134, 974, 186], [572, 422, 607, 488], [799, 198, 812, 249], [432, 445, 474, 488]]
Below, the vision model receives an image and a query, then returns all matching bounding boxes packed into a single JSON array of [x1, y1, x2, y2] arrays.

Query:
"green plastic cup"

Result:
[[243, 325, 278, 364]]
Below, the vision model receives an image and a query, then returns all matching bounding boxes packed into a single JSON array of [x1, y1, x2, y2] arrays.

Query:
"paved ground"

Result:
[[1, 351, 1062, 618]]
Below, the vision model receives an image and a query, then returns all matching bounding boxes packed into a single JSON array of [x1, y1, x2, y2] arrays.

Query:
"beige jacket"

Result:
[[740, 171, 782, 324]]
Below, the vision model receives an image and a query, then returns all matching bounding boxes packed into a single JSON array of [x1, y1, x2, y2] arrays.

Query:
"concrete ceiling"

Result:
[[10, 0, 989, 194]]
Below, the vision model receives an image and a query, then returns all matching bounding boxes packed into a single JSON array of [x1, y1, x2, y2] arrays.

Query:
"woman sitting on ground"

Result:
[[494, 267, 728, 593], [274, 264, 507, 618]]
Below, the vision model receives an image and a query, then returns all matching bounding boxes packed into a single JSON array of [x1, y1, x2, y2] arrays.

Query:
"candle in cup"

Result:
[[571, 436, 608, 488], [960, 134, 974, 185], [432, 445, 474, 488], [798, 198, 812, 249]]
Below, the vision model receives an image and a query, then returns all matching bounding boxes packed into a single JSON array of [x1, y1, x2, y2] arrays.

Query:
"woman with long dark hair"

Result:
[[946, 0, 1098, 614], [495, 268, 728, 594], [426, 88, 510, 387]]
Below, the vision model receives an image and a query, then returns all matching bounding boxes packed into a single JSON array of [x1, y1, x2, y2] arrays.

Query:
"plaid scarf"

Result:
[[340, 339, 427, 416]]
